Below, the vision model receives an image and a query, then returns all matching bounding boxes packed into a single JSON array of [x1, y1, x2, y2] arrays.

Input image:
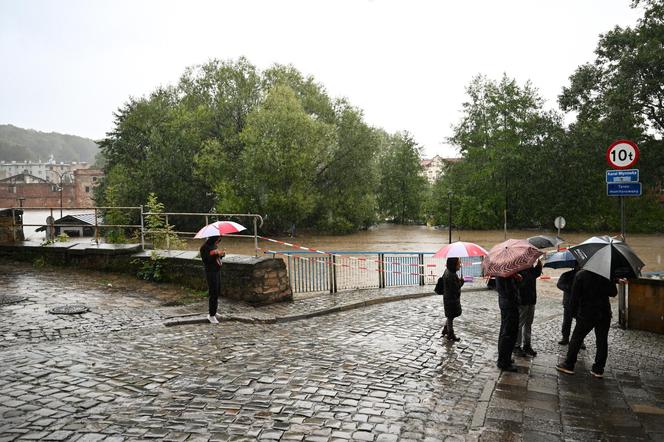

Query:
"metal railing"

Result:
[[8, 206, 263, 255], [276, 251, 485, 294]]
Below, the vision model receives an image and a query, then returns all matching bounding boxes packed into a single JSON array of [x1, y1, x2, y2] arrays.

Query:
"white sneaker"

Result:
[[208, 315, 219, 324]]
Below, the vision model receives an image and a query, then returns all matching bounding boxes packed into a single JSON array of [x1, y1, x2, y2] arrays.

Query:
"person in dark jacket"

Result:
[[556, 270, 623, 378], [496, 272, 523, 372], [557, 266, 585, 349], [514, 260, 542, 357], [199, 235, 226, 324], [441, 257, 464, 342]]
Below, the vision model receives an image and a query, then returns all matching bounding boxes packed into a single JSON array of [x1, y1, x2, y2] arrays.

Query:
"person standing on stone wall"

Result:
[[514, 260, 542, 357], [200, 235, 225, 324]]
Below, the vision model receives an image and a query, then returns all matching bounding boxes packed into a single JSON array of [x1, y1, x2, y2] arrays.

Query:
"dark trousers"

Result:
[[205, 270, 221, 316], [498, 294, 519, 367], [561, 304, 574, 340], [445, 317, 455, 336], [564, 315, 611, 373]]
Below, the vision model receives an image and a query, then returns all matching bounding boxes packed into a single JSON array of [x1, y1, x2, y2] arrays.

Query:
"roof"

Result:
[[36, 213, 103, 231], [0, 173, 50, 184], [0, 208, 23, 216]]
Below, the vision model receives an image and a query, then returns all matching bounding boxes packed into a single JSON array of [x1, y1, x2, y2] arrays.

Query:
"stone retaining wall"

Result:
[[0, 242, 293, 305]]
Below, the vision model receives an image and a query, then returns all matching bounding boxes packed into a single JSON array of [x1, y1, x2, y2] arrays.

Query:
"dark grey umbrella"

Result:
[[527, 235, 564, 249], [543, 250, 577, 269], [569, 236, 645, 279]]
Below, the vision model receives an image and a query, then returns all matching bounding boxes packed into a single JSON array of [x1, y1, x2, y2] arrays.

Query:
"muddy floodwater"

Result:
[[18, 209, 664, 273]]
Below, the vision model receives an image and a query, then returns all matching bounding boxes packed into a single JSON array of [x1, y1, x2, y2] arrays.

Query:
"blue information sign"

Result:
[[607, 182, 642, 196], [606, 169, 639, 183]]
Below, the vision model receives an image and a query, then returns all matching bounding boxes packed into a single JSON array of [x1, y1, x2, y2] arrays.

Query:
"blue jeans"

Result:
[[516, 304, 535, 348]]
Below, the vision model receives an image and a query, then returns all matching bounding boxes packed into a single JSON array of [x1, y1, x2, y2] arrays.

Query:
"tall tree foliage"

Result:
[[558, 0, 664, 231], [437, 75, 562, 229], [434, 0, 664, 234], [314, 102, 380, 232], [97, 58, 389, 233], [239, 84, 333, 231], [377, 132, 428, 223]]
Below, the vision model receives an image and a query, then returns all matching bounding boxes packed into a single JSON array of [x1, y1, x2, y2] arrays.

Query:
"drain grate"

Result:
[[0, 295, 27, 305], [49, 304, 89, 315]]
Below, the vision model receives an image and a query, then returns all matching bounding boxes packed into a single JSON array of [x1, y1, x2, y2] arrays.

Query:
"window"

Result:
[[85, 186, 90, 193], [92, 177, 97, 182]]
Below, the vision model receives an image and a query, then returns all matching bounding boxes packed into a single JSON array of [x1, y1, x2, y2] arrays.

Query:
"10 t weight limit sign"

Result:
[[606, 140, 639, 170]]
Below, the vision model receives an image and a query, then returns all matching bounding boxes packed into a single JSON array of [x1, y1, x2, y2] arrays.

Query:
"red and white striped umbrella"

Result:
[[194, 221, 246, 239], [433, 241, 488, 259]]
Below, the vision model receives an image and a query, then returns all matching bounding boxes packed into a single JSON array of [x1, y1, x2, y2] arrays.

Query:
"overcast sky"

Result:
[[0, 0, 643, 158]]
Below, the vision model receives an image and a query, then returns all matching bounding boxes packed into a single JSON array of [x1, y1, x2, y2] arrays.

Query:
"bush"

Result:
[[134, 251, 166, 282]]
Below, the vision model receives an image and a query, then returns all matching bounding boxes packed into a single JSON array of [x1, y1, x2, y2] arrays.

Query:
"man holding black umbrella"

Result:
[[556, 236, 644, 377], [556, 270, 626, 378]]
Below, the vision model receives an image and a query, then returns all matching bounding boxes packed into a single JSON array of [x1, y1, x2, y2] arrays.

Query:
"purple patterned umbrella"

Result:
[[482, 239, 544, 277]]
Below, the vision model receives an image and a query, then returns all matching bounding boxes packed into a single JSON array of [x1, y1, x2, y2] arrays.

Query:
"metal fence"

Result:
[[8, 206, 263, 254], [279, 251, 486, 294], [8, 206, 488, 294]]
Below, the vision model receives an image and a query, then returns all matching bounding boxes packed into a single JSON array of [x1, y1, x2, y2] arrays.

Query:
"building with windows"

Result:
[[420, 155, 462, 183], [0, 168, 103, 208], [0, 157, 89, 183]]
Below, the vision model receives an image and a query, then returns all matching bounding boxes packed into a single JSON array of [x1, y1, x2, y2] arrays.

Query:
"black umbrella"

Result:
[[527, 235, 564, 249], [569, 236, 645, 280]]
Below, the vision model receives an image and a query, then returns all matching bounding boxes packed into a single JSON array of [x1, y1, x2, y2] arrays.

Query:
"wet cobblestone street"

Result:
[[1, 260, 663, 441]]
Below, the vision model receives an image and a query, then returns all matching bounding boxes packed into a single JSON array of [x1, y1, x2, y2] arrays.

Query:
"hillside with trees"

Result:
[[0, 124, 100, 163]]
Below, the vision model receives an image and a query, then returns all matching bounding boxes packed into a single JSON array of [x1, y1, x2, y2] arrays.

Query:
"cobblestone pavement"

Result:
[[1, 260, 663, 441]]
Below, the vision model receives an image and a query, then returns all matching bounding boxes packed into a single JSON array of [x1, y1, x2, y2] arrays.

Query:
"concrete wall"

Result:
[[0, 242, 293, 305]]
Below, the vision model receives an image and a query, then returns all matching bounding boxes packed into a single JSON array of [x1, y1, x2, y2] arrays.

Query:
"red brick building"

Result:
[[73, 168, 104, 207], [0, 169, 103, 209]]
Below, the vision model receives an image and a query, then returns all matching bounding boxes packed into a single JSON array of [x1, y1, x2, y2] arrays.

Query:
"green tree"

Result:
[[441, 75, 562, 229], [559, 0, 664, 231], [239, 84, 334, 232], [313, 102, 380, 232], [377, 132, 428, 223]]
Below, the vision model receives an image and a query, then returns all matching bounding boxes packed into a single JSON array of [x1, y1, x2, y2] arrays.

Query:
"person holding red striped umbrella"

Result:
[[434, 242, 488, 342], [195, 221, 246, 324]]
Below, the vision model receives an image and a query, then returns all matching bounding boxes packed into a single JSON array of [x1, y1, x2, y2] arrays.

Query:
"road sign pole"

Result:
[[620, 196, 625, 241]]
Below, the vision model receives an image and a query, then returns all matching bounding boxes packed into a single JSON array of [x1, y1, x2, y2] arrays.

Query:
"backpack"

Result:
[[434, 276, 445, 295]]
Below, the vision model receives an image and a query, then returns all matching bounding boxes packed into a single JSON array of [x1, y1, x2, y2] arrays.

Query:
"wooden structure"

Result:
[[0, 208, 24, 242], [628, 278, 664, 334]]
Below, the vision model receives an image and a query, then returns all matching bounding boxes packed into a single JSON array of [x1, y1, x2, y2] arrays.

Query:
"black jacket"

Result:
[[517, 263, 542, 305], [557, 268, 578, 307], [496, 276, 520, 304], [442, 269, 464, 318], [200, 241, 222, 272], [570, 269, 618, 320]]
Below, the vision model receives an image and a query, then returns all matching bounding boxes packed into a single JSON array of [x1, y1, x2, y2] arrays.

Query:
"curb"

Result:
[[163, 290, 443, 327]]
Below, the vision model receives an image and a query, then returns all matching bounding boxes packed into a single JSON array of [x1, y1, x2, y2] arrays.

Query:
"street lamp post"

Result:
[[55, 171, 71, 218], [447, 190, 452, 244]]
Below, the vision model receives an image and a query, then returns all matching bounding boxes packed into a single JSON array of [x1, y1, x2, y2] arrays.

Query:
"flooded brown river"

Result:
[[220, 224, 664, 274]]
